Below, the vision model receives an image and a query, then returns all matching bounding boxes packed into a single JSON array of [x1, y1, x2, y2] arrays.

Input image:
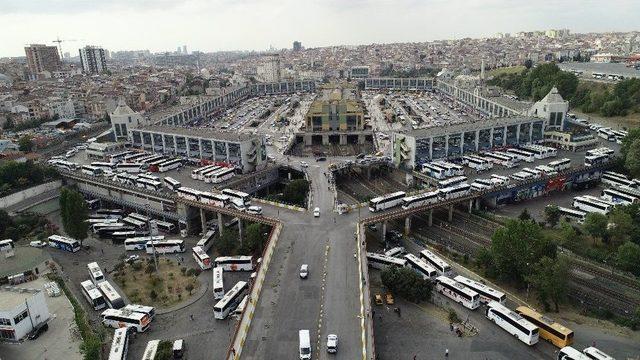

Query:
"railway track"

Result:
[[569, 276, 639, 315], [568, 257, 640, 295]]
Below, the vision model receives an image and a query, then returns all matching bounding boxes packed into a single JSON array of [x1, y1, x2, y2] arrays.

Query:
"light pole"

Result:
[[146, 204, 158, 272]]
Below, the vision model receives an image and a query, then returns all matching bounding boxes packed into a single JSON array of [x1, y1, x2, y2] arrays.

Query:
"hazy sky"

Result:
[[1, 0, 639, 57]]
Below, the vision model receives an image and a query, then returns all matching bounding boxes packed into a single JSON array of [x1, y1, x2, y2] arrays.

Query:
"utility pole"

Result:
[[146, 204, 158, 272]]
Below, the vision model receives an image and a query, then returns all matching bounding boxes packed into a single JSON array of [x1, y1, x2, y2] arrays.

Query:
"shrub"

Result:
[[149, 289, 158, 300], [448, 308, 461, 323]]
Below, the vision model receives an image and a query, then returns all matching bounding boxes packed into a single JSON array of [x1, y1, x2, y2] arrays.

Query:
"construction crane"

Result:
[[52, 37, 83, 58]]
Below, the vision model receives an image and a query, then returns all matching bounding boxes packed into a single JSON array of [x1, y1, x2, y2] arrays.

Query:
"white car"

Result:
[[246, 206, 263, 215], [300, 161, 309, 168], [300, 264, 308, 279], [126, 255, 140, 263], [29, 240, 47, 248], [327, 334, 338, 353], [313, 207, 320, 217]]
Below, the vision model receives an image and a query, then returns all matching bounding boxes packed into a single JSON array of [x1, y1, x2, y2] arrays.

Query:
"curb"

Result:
[[253, 198, 306, 212]]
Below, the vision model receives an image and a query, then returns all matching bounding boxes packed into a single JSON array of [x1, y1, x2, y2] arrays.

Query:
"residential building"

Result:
[[293, 41, 302, 52], [0, 287, 50, 342], [79, 46, 108, 74], [257, 54, 281, 82], [24, 44, 61, 74]]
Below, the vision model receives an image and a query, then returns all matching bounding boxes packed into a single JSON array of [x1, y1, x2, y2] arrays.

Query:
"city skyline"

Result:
[[2, 0, 639, 57]]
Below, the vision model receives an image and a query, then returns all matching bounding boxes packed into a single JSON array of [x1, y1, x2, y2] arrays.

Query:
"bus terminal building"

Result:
[[129, 125, 266, 173]]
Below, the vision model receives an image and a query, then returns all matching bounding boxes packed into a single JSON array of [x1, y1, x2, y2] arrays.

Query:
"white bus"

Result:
[[384, 246, 406, 258], [122, 216, 147, 229], [419, 249, 452, 276], [601, 171, 636, 188], [113, 173, 137, 185], [109, 151, 135, 164], [453, 275, 506, 304], [233, 295, 249, 316], [366, 252, 407, 270], [612, 185, 640, 200], [369, 191, 407, 212], [510, 171, 535, 181], [601, 188, 638, 205], [192, 164, 219, 180], [80, 280, 107, 310], [115, 163, 144, 174], [142, 340, 160, 360], [437, 176, 468, 189], [192, 246, 212, 270], [214, 281, 248, 319], [506, 148, 535, 163], [0, 239, 14, 252], [155, 220, 176, 233], [136, 178, 162, 192], [124, 236, 164, 251], [107, 327, 130, 360], [214, 256, 254, 271], [549, 158, 571, 172], [91, 162, 114, 171], [163, 177, 181, 191], [198, 166, 223, 181], [462, 155, 493, 171], [490, 174, 510, 186], [486, 301, 539, 346], [422, 163, 448, 179], [157, 159, 182, 172], [92, 222, 125, 234], [208, 168, 236, 184], [557, 347, 591, 360], [581, 347, 616, 360], [521, 145, 557, 159], [572, 196, 613, 215], [197, 229, 216, 252], [471, 178, 495, 191], [401, 191, 439, 210], [97, 281, 125, 309], [213, 266, 225, 300], [145, 240, 185, 255], [222, 189, 252, 206], [101, 308, 151, 333], [95, 209, 125, 219], [585, 154, 609, 167], [123, 152, 148, 163], [123, 304, 156, 321], [177, 187, 201, 201], [483, 152, 517, 168], [404, 254, 438, 280], [141, 155, 164, 164], [557, 206, 587, 224], [137, 173, 160, 182], [535, 165, 557, 176], [438, 183, 471, 200], [48, 235, 81, 253], [586, 147, 614, 157], [521, 167, 543, 178], [433, 161, 464, 176], [435, 276, 480, 310], [81, 165, 104, 177], [200, 192, 229, 208], [597, 128, 616, 142], [88, 262, 105, 285]]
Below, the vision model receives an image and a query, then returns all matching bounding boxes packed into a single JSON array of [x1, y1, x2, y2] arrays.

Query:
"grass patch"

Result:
[[112, 258, 200, 308], [48, 274, 104, 360]]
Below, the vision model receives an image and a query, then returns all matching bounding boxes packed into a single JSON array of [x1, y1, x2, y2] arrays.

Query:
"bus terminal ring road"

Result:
[[241, 157, 367, 360]]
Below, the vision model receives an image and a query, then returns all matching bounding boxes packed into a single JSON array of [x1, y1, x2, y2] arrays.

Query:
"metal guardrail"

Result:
[[177, 198, 279, 227], [60, 170, 174, 203]]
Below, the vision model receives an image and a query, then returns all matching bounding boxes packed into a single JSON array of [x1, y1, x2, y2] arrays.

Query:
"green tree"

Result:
[[616, 242, 640, 276], [185, 283, 194, 295], [608, 208, 634, 246], [544, 205, 561, 227], [583, 212, 608, 240], [380, 266, 432, 303], [59, 188, 89, 246], [282, 179, 309, 207], [240, 223, 268, 255], [215, 230, 237, 256], [621, 128, 640, 159], [527, 256, 569, 312], [624, 138, 640, 178], [3, 117, 15, 130], [518, 208, 532, 221], [18, 135, 34, 152], [155, 340, 174, 360]]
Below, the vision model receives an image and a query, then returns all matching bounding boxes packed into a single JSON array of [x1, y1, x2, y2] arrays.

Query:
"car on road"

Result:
[[313, 207, 320, 217], [246, 206, 263, 215], [126, 254, 140, 263], [385, 293, 395, 305], [300, 264, 309, 279], [27, 323, 48, 340], [374, 294, 383, 305], [316, 156, 327, 162], [300, 161, 309, 168], [327, 334, 338, 353], [29, 240, 47, 248]]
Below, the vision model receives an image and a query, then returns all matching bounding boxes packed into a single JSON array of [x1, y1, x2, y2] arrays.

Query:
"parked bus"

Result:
[[510, 171, 535, 181], [191, 164, 219, 180], [123, 152, 148, 163], [516, 306, 574, 348], [401, 191, 439, 210], [233, 295, 249, 316], [91, 162, 114, 171], [222, 189, 252, 206], [586, 147, 614, 157], [200, 192, 229, 207], [155, 220, 176, 233], [521, 167, 543, 178], [124, 236, 164, 251], [486, 301, 539, 346], [611, 185, 640, 200], [213, 266, 225, 300], [142, 340, 160, 360], [366, 252, 407, 270], [549, 158, 571, 172], [96, 209, 125, 219], [601, 188, 638, 206], [48, 235, 81, 253], [471, 178, 494, 191], [157, 159, 182, 173], [136, 178, 162, 192], [483, 152, 517, 168], [435, 276, 480, 310], [404, 254, 438, 280], [506, 148, 535, 163], [123, 304, 156, 321], [208, 167, 236, 184], [198, 166, 223, 181], [101, 308, 150, 332], [107, 327, 130, 360], [0, 239, 14, 252], [214, 281, 248, 319], [438, 183, 471, 200], [490, 174, 510, 186], [145, 240, 185, 255], [422, 163, 448, 179], [192, 246, 212, 270], [177, 187, 201, 201], [584, 154, 609, 167], [572, 196, 613, 215], [92, 222, 125, 234], [163, 177, 181, 191], [115, 163, 144, 174], [419, 249, 452, 276], [433, 161, 464, 176], [80, 280, 107, 310], [556, 206, 587, 224], [88, 262, 105, 285], [597, 128, 616, 142], [453, 275, 506, 304], [122, 216, 147, 229], [601, 171, 636, 188], [81, 165, 104, 177], [369, 191, 406, 212], [113, 172, 137, 186], [557, 347, 590, 360], [141, 155, 165, 164], [197, 229, 216, 252], [97, 281, 125, 309], [214, 256, 254, 271], [462, 155, 493, 171], [109, 151, 135, 163], [535, 165, 557, 176], [582, 347, 616, 360], [521, 145, 557, 159], [111, 231, 147, 243], [437, 176, 468, 189]]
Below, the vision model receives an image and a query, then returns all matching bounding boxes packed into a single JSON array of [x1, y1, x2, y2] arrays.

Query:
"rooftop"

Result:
[[403, 116, 544, 138], [136, 125, 261, 142], [0, 247, 50, 279], [0, 286, 42, 311]]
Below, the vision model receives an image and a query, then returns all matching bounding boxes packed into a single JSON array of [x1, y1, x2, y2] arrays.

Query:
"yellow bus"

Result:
[[516, 306, 574, 348]]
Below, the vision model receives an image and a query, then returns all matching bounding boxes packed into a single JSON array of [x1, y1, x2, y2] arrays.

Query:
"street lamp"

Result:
[[146, 204, 158, 272]]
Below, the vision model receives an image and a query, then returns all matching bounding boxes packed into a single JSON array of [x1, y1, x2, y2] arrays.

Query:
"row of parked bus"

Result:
[[87, 209, 178, 242], [584, 147, 615, 167], [597, 127, 627, 144], [566, 171, 640, 219], [176, 187, 262, 214], [190, 164, 237, 184], [369, 248, 615, 357]]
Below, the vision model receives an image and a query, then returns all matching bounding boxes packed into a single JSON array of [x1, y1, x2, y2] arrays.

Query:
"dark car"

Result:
[[316, 156, 327, 162], [28, 323, 48, 340]]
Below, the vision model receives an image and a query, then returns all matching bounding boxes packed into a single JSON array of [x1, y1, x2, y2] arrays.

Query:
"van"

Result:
[[246, 206, 263, 215], [299, 330, 311, 359], [300, 264, 308, 279], [172, 339, 184, 358]]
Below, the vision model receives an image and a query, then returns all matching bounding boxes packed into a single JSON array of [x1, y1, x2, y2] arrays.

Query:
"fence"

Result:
[[0, 180, 62, 209]]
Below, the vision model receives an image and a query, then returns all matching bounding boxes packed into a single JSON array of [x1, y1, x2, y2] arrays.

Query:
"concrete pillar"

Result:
[[475, 198, 481, 211], [475, 130, 480, 151], [217, 212, 224, 234], [503, 126, 507, 146], [428, 209, 433, 227], [238, 218, 243, 246], [489, 128, 494, 148], [382, 221, 387, 243], [404, 216, 411, 235], [358, 134, 365, 145], [516, 124, 521, 144], [322, 135, 330, 145], [448, 204, 453, 222], [429, 137, 433, 160], [288, 171, 292, 180], [367, 167, 372, 180], [468, 199, 473, 213], [339, 135, 347, 145], [444, 134, 449, 157], [200, 208, 207, 233], [529, 124, 533, 144], [459, 134, 464, 155]]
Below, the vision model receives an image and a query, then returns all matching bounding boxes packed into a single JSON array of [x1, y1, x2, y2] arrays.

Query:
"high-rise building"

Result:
[[177, 46, 182, 54], [293, 41, 302, 52], [257, 54, 281, 82], [24, 44, 61, 74], [79, 46, 107, 74], [182, 45, 188, 55]]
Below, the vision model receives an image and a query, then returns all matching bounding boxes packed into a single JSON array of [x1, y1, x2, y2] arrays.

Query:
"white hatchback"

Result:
[[313, 207, 320, 217]]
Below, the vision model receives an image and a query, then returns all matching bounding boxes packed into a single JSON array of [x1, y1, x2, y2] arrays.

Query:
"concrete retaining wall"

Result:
[[0, 180, 62, 209]]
